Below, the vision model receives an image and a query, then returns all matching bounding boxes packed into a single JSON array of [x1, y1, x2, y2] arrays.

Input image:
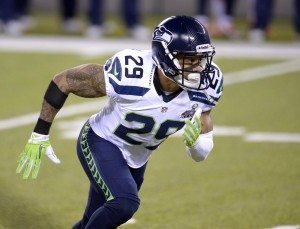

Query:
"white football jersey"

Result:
[[89, 49, 223, 168]]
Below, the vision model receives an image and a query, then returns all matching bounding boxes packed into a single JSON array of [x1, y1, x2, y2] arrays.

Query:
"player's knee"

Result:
[[109, 197, 140, 221], [117, 197, 140, 219]]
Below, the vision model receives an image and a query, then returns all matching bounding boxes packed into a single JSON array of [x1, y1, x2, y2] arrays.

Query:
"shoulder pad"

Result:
[[187, 63, 223, 109], [104, 49, 155, 101]]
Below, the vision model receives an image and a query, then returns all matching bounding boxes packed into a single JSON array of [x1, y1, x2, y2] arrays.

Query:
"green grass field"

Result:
[[0, 14, 300, 229], [1, 49, 299, 229]]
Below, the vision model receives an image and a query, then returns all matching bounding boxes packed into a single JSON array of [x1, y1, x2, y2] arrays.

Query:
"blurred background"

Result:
[[0, 0, 299, 41]]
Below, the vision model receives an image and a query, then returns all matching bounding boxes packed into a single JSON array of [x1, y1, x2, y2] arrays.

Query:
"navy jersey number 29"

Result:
[[125, 55, 144, 79], [114, 113, 185, 150]]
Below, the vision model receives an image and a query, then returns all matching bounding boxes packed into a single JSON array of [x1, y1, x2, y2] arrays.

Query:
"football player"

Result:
[[16, 15, 223, 228]]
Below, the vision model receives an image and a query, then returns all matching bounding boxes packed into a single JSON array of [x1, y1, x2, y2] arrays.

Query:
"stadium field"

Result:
[[0, 37, 299, 229]]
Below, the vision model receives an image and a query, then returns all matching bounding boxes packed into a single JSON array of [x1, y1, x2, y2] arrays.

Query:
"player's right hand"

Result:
[[16, 132, 61, 179]]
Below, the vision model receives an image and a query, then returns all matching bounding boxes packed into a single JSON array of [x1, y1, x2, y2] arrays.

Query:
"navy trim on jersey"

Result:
[[187, 91, 219, 106], [216, 77, 223, 94], [109, 77, 150, 96], [109, 57, 122, 81], [145, 144, 159, 150], [153, 72, 183, 103]]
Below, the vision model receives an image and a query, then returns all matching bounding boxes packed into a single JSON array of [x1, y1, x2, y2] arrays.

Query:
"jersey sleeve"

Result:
[[103, 49, 152, 102], [187, 62, 223, 112]]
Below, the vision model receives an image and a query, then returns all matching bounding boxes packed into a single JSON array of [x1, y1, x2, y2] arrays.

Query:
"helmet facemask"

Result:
[[172, 50, 215, 90], [154, 43, 215, 91]]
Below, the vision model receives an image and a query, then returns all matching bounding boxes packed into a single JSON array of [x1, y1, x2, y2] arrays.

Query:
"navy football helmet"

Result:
[[152, 16, 215, 91]]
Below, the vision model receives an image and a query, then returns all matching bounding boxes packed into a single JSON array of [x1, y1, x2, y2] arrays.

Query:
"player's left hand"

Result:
[[183, 109, 202, 147], [16, 132, 60, 179]]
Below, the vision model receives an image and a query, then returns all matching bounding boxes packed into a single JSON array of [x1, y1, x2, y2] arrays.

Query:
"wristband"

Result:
[[44, 80, 68, 109], [33, 118, 52, 135], [186, 131, 213, 162]]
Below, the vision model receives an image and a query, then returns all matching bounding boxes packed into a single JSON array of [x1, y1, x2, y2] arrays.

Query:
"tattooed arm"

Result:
[[54, 64, 106, 98], [39, 63, 106, 123], [16, 64, 106, 179]]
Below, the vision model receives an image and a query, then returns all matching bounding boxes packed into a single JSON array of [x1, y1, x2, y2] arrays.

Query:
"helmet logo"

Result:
[[153, 26, 173, 45]]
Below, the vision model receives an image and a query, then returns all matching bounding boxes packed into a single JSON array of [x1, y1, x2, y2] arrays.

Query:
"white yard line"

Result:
[[0, 100, 106, 131], [215, 41, 300, 60], [0, 36, 150, 57], [0, 113, 39, 131], [268, 225, 300, 229], [224, 59, 300, 85], [0, 36, 300, 59], [58, 120, 300, 143], [245, 132, 300, 143]]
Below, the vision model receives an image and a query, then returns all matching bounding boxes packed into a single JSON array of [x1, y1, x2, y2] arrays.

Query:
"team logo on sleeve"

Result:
[[109, 57, 122, 81], [153, 26, 173, 45]]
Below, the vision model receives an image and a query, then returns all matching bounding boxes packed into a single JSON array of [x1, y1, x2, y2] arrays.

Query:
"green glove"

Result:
[[183, 109, 202, 147], [16, 132, 61, 179]]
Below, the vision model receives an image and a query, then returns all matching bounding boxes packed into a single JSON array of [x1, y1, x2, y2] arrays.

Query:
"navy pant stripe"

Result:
[[79, 122, 114, 201]]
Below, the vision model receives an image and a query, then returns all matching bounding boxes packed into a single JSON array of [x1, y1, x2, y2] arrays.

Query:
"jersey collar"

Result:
[[153, 68, 183, 103]]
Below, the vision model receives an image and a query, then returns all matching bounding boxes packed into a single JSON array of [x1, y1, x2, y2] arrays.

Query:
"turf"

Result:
[[1, 49, 299, 228]]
